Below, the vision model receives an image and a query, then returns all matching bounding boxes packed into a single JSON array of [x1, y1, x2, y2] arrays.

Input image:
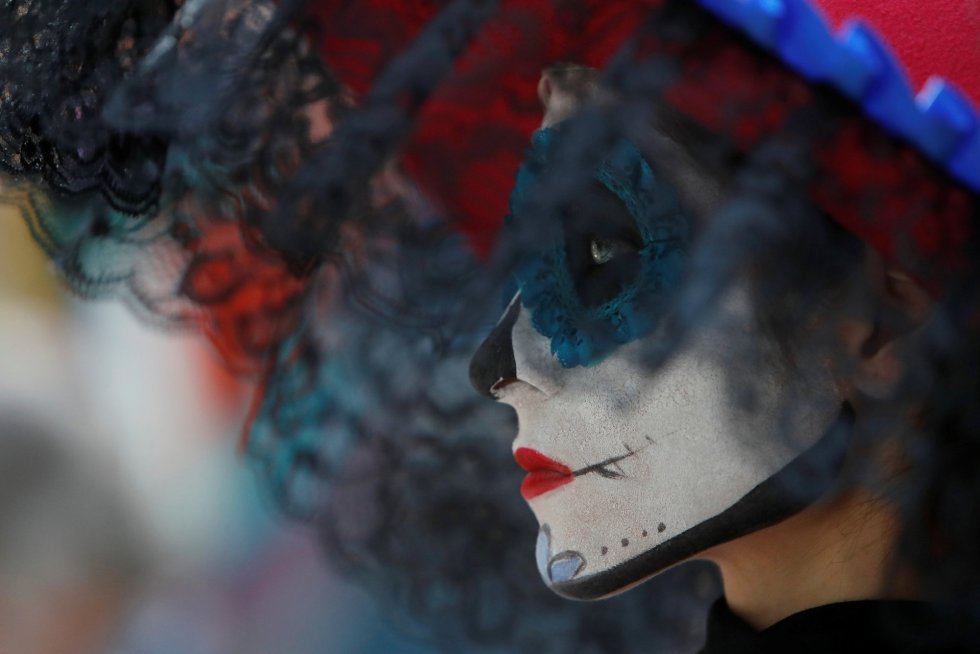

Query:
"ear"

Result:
[[537, 65, 597, 128], [840, 251, 933, 400]]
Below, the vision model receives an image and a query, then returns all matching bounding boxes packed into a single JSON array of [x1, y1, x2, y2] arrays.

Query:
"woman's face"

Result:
[[474, 283, 843, 599], [469, 76, 846, 598]]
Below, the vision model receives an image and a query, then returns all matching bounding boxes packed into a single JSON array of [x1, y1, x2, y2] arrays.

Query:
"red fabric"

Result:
[[302, 1, 446, 96], [402, 1, 655, 254], [812, 121, 972, 289], [304, 0, 655, 254], [655, 13, 973, 288], [179, 221, 308, 373], [303, 0, 978, 271], [812, 0, 980, 106]]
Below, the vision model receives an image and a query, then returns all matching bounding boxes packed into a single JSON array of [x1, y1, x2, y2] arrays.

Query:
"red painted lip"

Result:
[[515, 447, 573, 500]]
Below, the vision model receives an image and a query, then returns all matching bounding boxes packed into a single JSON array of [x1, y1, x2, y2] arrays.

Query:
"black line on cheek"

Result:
[[572, 443, 643, 479], [572, 433, 661, 481]]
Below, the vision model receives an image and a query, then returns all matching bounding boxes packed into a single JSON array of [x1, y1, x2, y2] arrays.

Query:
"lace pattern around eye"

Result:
[[507, 126, 690, 367]]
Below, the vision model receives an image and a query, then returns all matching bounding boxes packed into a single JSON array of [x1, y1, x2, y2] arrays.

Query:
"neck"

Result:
[[700, 491, 916, 630]]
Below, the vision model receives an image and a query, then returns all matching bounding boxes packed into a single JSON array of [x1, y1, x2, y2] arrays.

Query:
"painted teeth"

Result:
[[535, 525, 551, 585], [548, 551, 586, 583], [537, 524, 587, 584]]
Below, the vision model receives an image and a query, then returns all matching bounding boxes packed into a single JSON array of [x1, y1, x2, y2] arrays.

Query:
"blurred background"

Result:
[[0, 202, 437, 654]]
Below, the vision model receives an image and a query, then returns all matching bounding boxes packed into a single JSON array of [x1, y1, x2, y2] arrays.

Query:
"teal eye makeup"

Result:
[[507, 126, 690, 367]]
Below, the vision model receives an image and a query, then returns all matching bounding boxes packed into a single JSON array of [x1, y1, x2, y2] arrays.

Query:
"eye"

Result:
[[561, 183, 643, 307], [590, 235, 635, 265]]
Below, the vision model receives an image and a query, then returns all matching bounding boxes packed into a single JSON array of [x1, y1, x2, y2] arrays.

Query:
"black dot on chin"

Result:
[[642, 530, 648, 537], [658, 522, 666, 533], [601, 546, 608, 555], [621, 538, 629, 547]]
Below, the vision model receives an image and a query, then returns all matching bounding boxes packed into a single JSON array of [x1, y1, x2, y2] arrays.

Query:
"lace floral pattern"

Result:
[[0, 0, 350, 371], [0, 0, 176, 212]]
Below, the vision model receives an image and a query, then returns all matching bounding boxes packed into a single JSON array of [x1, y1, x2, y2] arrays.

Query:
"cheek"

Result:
[[509, 305, 569, 397]]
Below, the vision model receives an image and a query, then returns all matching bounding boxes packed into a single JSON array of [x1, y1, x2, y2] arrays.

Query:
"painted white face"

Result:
[[474, 282, 843, 599]]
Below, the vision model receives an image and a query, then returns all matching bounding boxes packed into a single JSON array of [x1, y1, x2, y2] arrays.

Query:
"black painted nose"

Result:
[[468, 298, 521, 399]]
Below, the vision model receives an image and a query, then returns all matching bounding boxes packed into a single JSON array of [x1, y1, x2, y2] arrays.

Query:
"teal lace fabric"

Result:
[[508, 126, 690, 367]]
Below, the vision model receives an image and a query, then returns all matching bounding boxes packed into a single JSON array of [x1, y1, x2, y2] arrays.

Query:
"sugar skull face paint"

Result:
[[470, 126, 846, 600], [483, 289, 843, 598]]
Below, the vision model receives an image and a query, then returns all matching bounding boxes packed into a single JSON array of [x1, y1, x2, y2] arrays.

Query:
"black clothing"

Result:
[[700, 596, 980, 653]]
